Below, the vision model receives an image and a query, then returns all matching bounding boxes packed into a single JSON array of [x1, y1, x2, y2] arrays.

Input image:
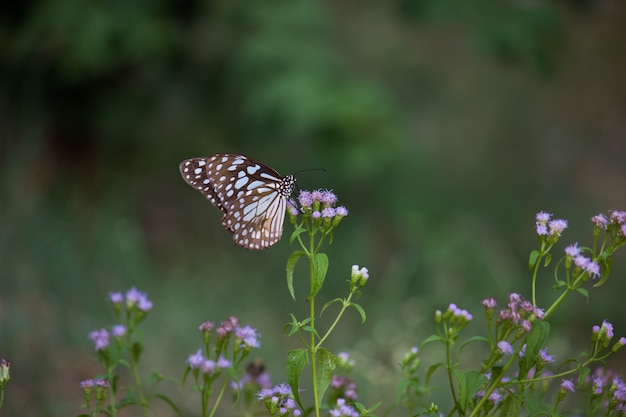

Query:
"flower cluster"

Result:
[[257, 383, 301, 417], [441, 303, 473, 326], [80, 378, 110, 412], [0, 358, 10, 390], [186, 349, 231, 376], [564, 243, 601, 279], [87, 287, 152, 352], [535, 211, 568, 240], [288, 189, 348, 229], [328, 398, 359, 417], [585, 368, 626, 414], [488, 293, 544, 334]]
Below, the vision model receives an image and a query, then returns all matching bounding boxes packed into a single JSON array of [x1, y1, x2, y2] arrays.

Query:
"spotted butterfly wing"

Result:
[[179, 154, 296, 250]]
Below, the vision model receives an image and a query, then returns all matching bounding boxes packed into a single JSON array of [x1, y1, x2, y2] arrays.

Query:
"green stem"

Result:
[[316, 293, 354, 348], [208, 377, 229, 417], [309, 231, 321, 417], [444, 328, 459, 416], [531, 253, 542, 307], [129, 356, 149, 417]]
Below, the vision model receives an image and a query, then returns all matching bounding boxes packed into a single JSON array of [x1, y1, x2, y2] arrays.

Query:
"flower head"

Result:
[[235, 325, 261, 349], [497, 341, 513, 356], [561, 379, 575, 392], [592, 214, 609, 229], [186, 349, 205, 369], [89, 329, 110, 351]]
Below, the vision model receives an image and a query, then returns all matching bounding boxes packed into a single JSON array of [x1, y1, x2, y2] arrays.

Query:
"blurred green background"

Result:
[[2, 0, 626, 415]]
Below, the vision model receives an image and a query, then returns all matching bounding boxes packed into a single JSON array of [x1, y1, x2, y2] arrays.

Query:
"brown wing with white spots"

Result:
[[179, 154, 296, 250]]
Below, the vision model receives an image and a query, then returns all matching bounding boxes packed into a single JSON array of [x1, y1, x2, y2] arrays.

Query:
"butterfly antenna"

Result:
[[292, 167, 326, 176]]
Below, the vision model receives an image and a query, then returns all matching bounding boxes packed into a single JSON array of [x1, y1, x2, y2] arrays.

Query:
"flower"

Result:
[[536, 211, 551, 224], [610, 210, 626, 224], [564, 243, 580, 258], [548, 219, 568, 236], [109, 292, 123, 304], [235, 325, 261, 349], [322, 207, 336, 218], [80, 379, 95, 389], [217, 356, 231, 369], [329, 398, 359, 417], [112, 325, 126, 338], [321, 190, 338, 206], [186, 349, 205, 369], [538, 348, 555, 363], [497, 341, 513, 355], [592, 214, 608, 229], [561, 379, 575, 392], [481, 298, 497, 309], [335, 206, 349, 217], [198, 321, 214, 333], [201, 359, 216, 374], [89, 329, 110, 351], [312, 211, 321, 219], [585, 261, 601, 278], [298, 191, 313, 208], [125, 287, 152, 311]]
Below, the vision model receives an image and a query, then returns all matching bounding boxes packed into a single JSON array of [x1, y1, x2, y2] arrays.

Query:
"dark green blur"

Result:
[[1, 1, 625, 415]]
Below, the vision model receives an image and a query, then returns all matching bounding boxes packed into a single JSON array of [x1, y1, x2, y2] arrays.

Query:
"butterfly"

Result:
[[179, 153, 296, 250]]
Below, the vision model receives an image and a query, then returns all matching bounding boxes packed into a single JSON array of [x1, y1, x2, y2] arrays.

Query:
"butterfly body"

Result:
[[179, 154, 296, 250]]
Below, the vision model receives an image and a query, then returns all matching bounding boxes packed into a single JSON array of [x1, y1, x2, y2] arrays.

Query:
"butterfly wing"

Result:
[[179, 154, 296, 250]]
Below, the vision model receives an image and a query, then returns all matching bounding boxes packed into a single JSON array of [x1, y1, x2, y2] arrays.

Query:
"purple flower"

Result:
[[321, 191, 338, 206], [235, 325, 261, 349], [201, 359, 216, 374], [592, 376, 604, 395], [548, 219, 568, 236], [592, 214, 608, 229], [482, 298, 497, 309], [610, 210, 626, 224], [585, 261, 601, 279], [311, 190, 323, 202], [217, 356, 231, 368], [536, 211, 551, 224], [574, 255, 589, 269], [329, 398, 359, 417], [621, 224, 626, 238], [335, 206, 349, 217], [89, 329, 110, 351], [321, 207, 336, 218], [564, 243, 579, 258], [539, 348, 555, 363], [198, 321, 214, 333], [126, 287, 152, 311], [561, 379, 575, 392], [298, 191, 313, 208], [497, 341, 513, 355], [312, 211, 321, 219], [488, 390, 503, 404], [536, 224, 548, 236], [290, 206, 299, 216], [186, 350, 205, 369], [95, 378, 109, 388], [109, 292, 123, 304], [80, 379, 95, 388], [112, 325, 126, 338]]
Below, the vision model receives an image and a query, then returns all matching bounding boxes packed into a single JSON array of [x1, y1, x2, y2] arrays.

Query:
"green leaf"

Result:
[[575, 287, 589, 301], [528, 250, 540, 269], [321, 298, 342, 316], [425, 363, 443, 386], [519, 321, 550, 378], [289, 227, 307, 244], [314, 348, 337, 407], [352, 303, 367, 323], [594, 258, 613, 287], [287, 349, 309, 409], [155, 393, 184, 417], [543, 252, 552, 267], [421, 334, 443, 347], [459, 336, 489, 354], [286, 251, 306, 300], [454, 370, 487, 414], [310, 252, 329, 298], [131, 342, 143, 363]]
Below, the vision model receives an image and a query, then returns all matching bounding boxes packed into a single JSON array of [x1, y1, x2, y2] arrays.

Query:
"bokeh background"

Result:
[[2, 0, 626, 415]]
